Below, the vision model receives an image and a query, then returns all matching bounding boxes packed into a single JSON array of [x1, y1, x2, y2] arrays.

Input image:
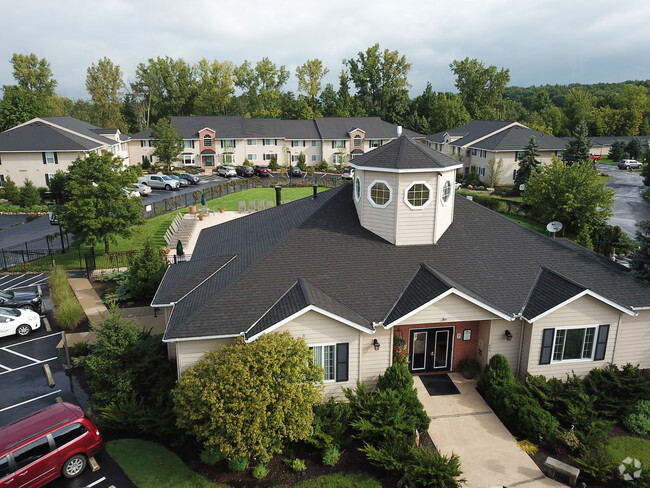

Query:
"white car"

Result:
[[0, 307, 41, 337], [130, 183, 152, 196], [123, 188, 141, 198], [218, 166, 237, 177]]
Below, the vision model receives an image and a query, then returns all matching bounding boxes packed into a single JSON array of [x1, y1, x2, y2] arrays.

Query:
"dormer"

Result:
[[198, 127, 216, 152], [348, 127, 366, 157], [350, 136, 462, 246]]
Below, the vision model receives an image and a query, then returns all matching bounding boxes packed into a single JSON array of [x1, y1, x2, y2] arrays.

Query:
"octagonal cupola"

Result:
[[350, 135, 462, 246]]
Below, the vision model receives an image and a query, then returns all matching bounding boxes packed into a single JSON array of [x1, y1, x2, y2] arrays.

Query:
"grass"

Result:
[[48, 267, 84, 329], [106, 439, 381, 488], [604, 436, 650, 468], [202, 186, 328, 211]]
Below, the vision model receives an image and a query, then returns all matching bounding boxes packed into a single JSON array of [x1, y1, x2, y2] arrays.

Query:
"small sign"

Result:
[[145, 204, 152, 212], [463, 329, 471, 341]]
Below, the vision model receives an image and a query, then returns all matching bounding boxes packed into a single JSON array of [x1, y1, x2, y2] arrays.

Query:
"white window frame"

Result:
[[471, 148, 477, 156], [183, 140, 195, 149], [367, 179, 392, 208], [311, 140, 321, 147], [311, 344, 336, 382], [311, 154, 321, 163], [515, 151, 526, 161], [181, 154, 195, 166], [353, 135, 362, 147], [263, 139, 277, 146], [332, 140, 346, 148], [221, 139, 235, 149], [404, 181, 433, 210], [247, 154, 258, 161], [369, 139, 381, 148], [44, 152, 56, 164], [203, 135, 213, 147], [440, 180, 452, 206], [551, 325, 598, 363], [263, 153, 274, 161], [222, 153, 235, 165], [332, 153, 345, 166], [291, 140, 305, 147], [45, 173, 55, 185], [354, 176, 361, 202], [247, 139, 257, 146]]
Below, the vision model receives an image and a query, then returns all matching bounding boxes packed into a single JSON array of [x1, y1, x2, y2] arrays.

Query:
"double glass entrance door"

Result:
[[409, 328, 453, 372]]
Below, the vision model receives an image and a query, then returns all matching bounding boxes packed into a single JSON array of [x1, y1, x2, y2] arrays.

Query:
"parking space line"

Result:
[[6, 273, 46, 289], [0, 357, 58, 376], [4, 332, 61, 347], [0, 347, 40, 362], [0, 275, 24, 288], [0, 364, 10, 371], [86, 477, 107, 487], [0, 389, 62, 412]]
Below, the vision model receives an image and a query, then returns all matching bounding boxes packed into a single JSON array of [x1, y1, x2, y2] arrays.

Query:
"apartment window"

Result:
[[45, 173, 55, 186], [181, 154, 195, 165], [291, 140, 305, 147], [368, 180, 392, 208], [513, 169, 518, 181], [369, 139, 381, 148], [0, 175, 4, 185], [332, 140, 346, 148], [480, 150, 487, 158], [471, 148, 477, 156], [223, 153, 235, 165], [311, 154, 322, 162], [353, 135, 362, 147], [311, 140, 321, 147], [142, 155, 151, 165], [540, 325, 609, 364], [332, 153, 345, 165], [221, 139, 235, 148], [43, 152, 57, 164], [247, 139, 257, 146], [140, 140, 150, 147], [247, 154, 258, 161], [263, 139, 277, 146], [183, 140, 195, 149], [291, 155, 299, 163], [479, 167, 486, 177], [203, 135, 213, 147], [515, 151, 526, 161], [311, 343, 348, 382], [263, 154, 274, 161], [405, 182, 432, 209]]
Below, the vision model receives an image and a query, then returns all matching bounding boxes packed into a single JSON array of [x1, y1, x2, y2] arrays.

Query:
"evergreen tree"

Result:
[[151, 118, 183, 172], [128, 240, 168, 300], [562, 121, 591, 165], [608, 140, 627, 161], [575, 225, 594, 250], [18, 178, 41, 207], [0, 177, 20, 204], [625, 138, 642, 159], [630, 220, 650, 283], [514, 136, 541, 192]]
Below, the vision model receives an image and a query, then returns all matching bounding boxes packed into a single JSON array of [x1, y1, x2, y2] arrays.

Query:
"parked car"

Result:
[[253, 165, 272, 177], [123, 187, 141, 198], [0, 402, 103, 487], [137, 174, 180, 190], [590, 154, 602, 161], [341, 167, 355, 180], [236, 165, 254, 177], [288, 166, 303, 178], [618, 159, 642, 170], [178, 173, 200, 185], [167, 174, 189, 186], [129, 183, 152, 196], [217, 166, 237, 177], [0, 288, 42, 312], [0, 307, 41, 337]]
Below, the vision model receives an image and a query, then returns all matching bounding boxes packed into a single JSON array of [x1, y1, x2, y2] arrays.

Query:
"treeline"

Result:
[[1, 47, 649, 138]]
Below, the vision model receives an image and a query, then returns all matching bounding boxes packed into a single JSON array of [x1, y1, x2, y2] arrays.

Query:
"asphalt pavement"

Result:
[[598, 163, 650, 237], [0, 214, 53, 249]]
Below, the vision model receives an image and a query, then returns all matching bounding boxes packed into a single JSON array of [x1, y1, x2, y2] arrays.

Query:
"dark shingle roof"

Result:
[[352, 136, 460, 170], [426, 120, 515, 144], [520, 267, 588, 320], [475, 126, 567, 151]]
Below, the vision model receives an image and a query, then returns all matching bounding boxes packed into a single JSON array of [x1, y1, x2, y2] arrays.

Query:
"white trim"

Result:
[[354, 176, 361, 202], [163, 333, 240, 343], [310, 343, 337, 382], [367, 179, 393, 209], [245, 305, 375, 343], [440, 179, 453, 206], [386, 288, 514, 327], [403, 181, 433, 210], [549, 324, 599, 363], [349, 163, 463, 173], [524, 289, 637, 323]]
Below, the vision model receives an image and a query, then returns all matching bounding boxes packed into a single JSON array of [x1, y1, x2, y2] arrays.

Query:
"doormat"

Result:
[[420, 374, 460, 396]]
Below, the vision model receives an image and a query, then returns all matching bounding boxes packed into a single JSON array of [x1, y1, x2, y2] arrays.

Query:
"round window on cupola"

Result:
[[441, 180, 452, 205], [354, 176, 361, 202], [404, 182, 432, 210], [368, 180, 392, 208]]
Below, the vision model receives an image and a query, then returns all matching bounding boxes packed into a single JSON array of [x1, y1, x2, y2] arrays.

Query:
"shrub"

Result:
[[571, 445, 618, 484], [322, 445, 340, 466], [517, 439, 538, 455], [72, 340, 90, 357], [624, 400, 650, 435], [252, 463, 269, 479], [200, 446, 225, 465], [55, 297, 85, 330], [19, 179, 41, 207], [228, 456, 249, 472], [309, 398, 353, 449], [583, 364, 650, 419], [127, 240, 168, 300]]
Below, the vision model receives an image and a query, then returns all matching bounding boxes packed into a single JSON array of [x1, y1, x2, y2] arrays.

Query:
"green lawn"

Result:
[[106, 439, 381, 488], [604, 436, 650, 468]]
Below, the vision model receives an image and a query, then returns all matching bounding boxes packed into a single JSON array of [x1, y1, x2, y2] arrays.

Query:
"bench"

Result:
[[544, 456, 580, 487]]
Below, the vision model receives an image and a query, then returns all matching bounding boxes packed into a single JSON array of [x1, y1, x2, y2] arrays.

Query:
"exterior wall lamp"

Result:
[[504, 330, 513, 341], [373, 339, 381, 350]]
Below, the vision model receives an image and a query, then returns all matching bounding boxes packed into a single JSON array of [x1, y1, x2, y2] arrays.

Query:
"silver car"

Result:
[[218, 166, 237, 177]]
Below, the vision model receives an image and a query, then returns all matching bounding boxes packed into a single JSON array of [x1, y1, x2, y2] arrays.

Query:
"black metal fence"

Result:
[[85, 248, 138, 277], [0, 232, 72, 270]]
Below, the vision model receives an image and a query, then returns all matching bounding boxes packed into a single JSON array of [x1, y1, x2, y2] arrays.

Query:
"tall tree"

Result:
[[86, 57, 125, 130], [523, 157, 614, 234], [151, 118, 183, 171], [0, 53, 58, 128], [449, 57, 510, 120], [514, 136, 541, 192], [234, 58, 289, 118], [295, 58, 329, 117], [563, 88, 594, 134], [193, 59, 235, 116], [57, 153, 143, 253], [345, 43, 411, 123], [630, 221, 650, 282], [412, 83, 471, 134], [614, 84, 649, 136], [563, 121, 591, 165]]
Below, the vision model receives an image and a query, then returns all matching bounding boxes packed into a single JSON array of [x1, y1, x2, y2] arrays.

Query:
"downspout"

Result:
[[516, 319, 526, 379], [611, 314, 623, 363]]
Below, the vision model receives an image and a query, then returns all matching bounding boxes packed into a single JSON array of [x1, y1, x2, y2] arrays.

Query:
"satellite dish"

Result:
[[519, 184, 526, 191], [546, 221, 563, 234]]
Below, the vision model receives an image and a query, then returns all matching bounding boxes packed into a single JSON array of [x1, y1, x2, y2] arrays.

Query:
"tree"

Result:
[[575, 225, 594, 250], [193, 58, 235, 115], [449, 57, 510, 119], [486, 158, 504, 188], [18, 179, 41, 207], [563, 88, 594, 134], [296, 59, 329, 117], [629, 221, 650, 282], [0, 177, 20, 204], [562, 121, 591, 165], [345, 43, 411, 123], [57, 153, 143, 253], [614, 84, 649, 136], [625, 137, 642, 160], [411, 84, 471, 134], [127, 240, 168, 300], [151, 118, 183, 171], [85, 57, 126, 130], [609, 140, 627, 161], [523, 157, 614, 234], [173, 332, 323, 461], [234, 58, 289, 118], [514, 136, 541, 192]]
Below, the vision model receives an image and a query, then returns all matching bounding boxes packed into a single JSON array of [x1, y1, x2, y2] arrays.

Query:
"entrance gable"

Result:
[[396, 291, 505, 326]]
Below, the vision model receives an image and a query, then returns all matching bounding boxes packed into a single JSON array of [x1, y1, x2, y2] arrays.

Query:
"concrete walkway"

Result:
[[415, 374, 566, 488]]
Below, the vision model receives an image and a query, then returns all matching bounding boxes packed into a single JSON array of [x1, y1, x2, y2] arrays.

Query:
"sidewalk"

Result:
[[415, 374, 566, 488]]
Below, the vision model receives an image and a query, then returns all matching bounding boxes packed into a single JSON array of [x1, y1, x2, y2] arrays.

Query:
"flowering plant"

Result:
[[393, 335, 408, 365]]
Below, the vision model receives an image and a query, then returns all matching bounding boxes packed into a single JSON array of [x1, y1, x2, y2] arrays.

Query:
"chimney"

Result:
[[397, 125, 403, 137], [275, 186, 282, 206], [312, 184, 318, 199]]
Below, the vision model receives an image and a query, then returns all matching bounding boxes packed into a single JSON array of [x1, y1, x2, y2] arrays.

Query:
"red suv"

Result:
[[0, 402, 103, 487]]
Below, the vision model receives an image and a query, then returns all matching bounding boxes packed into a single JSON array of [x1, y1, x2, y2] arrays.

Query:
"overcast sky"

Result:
[[3, 0, 650, 101]]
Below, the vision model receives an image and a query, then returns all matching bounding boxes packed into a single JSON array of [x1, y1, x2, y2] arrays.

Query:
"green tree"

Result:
[[563, 88, 595, 134], [486, 158, 504, 188], [614, 84, 649, 136], [575, 225, 594, 250], [625, 137, 642, 160], [449, 57, 510, 119], [609, 140, 627, 161], [630, 221, 650, 282], [151, 118, 183, 171], [85, 57, 126, 130], [345, 43, 411, 123], [562, 121, 591, 165], [295, 58, 329, 117], [193, 58, 235, 115], [0, 177, 20, 204], [234, 58, 289, 118], [523, 157, 614, 234], [127, 240, 168, 300], [173, 332, 323, 461], [57, 153, 143, 253], [514, 136, 541, 192], [18, 178, 41, 207]]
